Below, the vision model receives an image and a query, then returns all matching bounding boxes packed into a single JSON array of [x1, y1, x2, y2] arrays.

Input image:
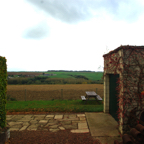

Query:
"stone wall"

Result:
[[103, 45, 144, 134]]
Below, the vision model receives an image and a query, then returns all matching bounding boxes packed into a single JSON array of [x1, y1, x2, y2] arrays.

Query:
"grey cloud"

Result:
[[22, 21, 50, 39], [26, 0, 144, 24], [26, 0, 93, 24]]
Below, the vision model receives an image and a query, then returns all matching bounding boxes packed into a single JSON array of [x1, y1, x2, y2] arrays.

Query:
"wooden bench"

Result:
[[81, 96, 87, 101], [96, 95, 103, 101], [81, 94, 103, 105], [81, 95, 103, 101]]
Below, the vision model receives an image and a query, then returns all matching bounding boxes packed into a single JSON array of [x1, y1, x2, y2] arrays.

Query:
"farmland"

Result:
[[7, 71, 104, 81], [7, 72, 44, 76], [6, 84, 104, 102], [7, 71, 104, 85]]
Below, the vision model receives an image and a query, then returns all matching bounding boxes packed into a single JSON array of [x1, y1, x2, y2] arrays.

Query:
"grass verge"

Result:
[[6, 99, 103, 113]]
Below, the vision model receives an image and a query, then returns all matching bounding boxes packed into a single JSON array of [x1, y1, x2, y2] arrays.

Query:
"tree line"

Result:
[[7, 76, 103, 85]]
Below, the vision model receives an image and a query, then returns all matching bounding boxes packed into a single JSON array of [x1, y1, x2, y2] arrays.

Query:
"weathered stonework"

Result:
[[103, 45, 144, 135]]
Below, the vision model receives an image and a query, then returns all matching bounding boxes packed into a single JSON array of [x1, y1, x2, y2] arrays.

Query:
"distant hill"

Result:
[[7, 70, 102, 72], [7, 71, 104, 85]]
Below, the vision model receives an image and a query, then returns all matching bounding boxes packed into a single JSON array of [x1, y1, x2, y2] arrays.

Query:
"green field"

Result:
[[39, 71, 104, 81], [10, 71, 104, 81], [6, 99, 104, 113]]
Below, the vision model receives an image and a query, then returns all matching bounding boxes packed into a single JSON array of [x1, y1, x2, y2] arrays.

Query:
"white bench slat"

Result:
[[81, 96, 86, 100], [96, 95, 103, 101]]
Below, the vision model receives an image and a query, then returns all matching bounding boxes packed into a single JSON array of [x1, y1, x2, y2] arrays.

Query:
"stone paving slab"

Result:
[[54, 115, 63, 119], [39, 120, 48, 124], [23, 122, 30, 126], [85, 112, 121, 137], [6, 114, 88, 134], [46, 115, 54, 118], [78, 123, 88, 129], [77, 114, 85, 117], [8, 122, 23, 126], [71, 129, 90, 133], [17, 119, 33, 122], [34, 115, 46, 117], [19, 126, 29, 131]]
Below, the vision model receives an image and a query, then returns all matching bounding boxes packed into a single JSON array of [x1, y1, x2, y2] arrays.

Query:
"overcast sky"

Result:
[[1, 0, 144, 72]]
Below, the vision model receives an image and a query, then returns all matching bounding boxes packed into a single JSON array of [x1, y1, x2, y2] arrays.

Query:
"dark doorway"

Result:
[[139, 110, 144, 125], [109, 74, 120, 122]]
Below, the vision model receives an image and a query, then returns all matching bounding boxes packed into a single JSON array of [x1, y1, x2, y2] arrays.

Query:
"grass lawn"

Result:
[[5, 99, 104, 113]]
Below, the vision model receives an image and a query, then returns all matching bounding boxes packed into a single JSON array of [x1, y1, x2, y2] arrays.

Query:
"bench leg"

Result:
[[84, 99, 87, 104], [86, 97, 90, 104], [95, 97, 100, 105], [97, 101, 101, 105]]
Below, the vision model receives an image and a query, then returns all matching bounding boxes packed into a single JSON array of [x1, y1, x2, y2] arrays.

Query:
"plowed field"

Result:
[[6, 84, 104, 101], [7, 72, 43, 76]]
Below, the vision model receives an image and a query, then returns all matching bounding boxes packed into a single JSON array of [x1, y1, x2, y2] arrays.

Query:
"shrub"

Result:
[[82, 82, 87, 84], [7, 95, 17, 101], [6, 95, 11, 101], [27, 80, 33, 84], [35, 80, 41, 84], [9, 97, 17, 101]]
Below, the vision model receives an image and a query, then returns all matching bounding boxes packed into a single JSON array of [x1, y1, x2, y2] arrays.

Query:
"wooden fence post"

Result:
[[61, 89, 63, 100], [96, 88, 97, 94], [25, 89, 26, 101]]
